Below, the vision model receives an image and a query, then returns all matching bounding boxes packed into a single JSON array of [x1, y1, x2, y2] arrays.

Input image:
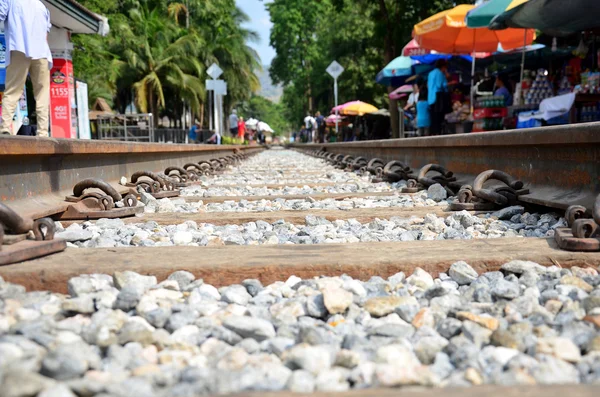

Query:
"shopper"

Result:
[[237, 117, 246, 141], [403, 84, 420, 112], [303, 113, 316, 142], [315, 111, 325, 143], [427, 59, 450, 135], [416, 85, 431, 137], [228, 109, 239, 137], [0, 0, 52, 136], [188, 121, 200, 143]]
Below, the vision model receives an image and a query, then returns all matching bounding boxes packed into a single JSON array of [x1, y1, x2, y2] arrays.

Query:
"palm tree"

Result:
[[114, 4, 205, 125]]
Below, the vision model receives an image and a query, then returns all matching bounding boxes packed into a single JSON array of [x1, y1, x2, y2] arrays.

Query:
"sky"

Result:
[[236, 0, 275, 66]]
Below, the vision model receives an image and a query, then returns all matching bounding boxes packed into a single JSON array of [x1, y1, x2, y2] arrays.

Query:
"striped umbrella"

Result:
[[466, 0, 529, 28]]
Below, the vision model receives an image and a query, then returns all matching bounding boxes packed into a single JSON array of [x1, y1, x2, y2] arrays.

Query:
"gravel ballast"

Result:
[[1, 262, 599, 396]]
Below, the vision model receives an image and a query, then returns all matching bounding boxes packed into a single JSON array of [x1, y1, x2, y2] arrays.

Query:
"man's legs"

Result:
[[29, 58, 50, 137], [1, 52, 31, 135]]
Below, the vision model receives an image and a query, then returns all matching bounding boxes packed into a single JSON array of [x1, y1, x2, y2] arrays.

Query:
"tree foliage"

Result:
[[72, 0, 261, 127], [268, 0, 455, 135]]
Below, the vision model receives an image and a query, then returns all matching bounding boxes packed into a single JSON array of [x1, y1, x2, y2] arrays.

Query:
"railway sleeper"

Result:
[[555, 194, 600, 252], [0, 203, 66, 266]]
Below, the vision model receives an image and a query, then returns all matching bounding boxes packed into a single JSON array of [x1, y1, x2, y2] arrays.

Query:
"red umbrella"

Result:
[[403, 39, 431, 56]]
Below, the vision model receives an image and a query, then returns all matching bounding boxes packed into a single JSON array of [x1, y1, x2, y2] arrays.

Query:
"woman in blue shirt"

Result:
[[427, 59, 449, 135]]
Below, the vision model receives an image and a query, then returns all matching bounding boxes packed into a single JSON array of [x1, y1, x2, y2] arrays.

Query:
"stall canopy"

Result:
[[413, 4, 535, 53], [466, 0, 522, 28], [491, 0, 600, 36], [43, 0, 109, 35], [334, 101, 378, 116], [375, 56, 414, 86]]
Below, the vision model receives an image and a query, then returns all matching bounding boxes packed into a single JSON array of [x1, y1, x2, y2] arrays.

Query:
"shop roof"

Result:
[[43, 0, 109, 36]]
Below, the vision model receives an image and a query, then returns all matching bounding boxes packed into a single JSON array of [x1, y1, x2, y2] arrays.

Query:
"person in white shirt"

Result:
[[403, 84, 420, 112], [303, 113, 316, 142], [0, 0, 53, 136]]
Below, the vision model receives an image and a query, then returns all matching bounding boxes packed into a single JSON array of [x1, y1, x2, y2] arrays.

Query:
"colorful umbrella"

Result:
[[338, 101, 378, 116], [389, 85, 414, 100], [325, 114, 348, 127], [375, 56, 414, 87], [466, 0, 525, 28], [331, 101, 361, 114], [402, 39, 430, 56], [492, 0, 599, 36], [413, 4, 535, 53]]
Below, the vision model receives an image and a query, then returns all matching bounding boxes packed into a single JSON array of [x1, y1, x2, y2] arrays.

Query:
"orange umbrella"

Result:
[[413, 4, 535, 54]]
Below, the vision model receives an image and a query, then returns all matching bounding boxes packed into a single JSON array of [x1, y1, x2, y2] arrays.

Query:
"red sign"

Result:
[[50, 58, 77, 138]]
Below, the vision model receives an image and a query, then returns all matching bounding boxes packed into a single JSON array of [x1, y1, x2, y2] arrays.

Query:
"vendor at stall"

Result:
[[428, 59, 450, 135], [495, 73, 513, 107]]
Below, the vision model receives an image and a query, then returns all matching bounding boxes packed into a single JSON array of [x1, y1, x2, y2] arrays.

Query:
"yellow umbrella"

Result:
[[339, 101, 378, 116], [414, 4, 534, 53]]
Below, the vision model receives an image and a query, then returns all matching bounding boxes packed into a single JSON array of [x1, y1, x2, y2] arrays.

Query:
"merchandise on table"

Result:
[[524, 69, 554, 106], [579, 102, 600, 122]]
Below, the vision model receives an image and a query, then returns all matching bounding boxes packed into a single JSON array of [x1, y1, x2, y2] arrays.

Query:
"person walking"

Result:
[[228, 109, 239, 137], [315, 111, 325, 143], [427, 59, 450, 135], [303, 112, 315, 143], [237, 117, 246, 141], [0, 0, 52, 136], [188, 121, 200, 143]]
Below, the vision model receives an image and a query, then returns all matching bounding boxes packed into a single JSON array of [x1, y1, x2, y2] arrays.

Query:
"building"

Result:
[[0, 0, 109, 137]]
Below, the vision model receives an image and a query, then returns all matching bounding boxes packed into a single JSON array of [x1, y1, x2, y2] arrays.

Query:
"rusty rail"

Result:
[[292, 122, 600, 211], [0, 136, 263, 219]]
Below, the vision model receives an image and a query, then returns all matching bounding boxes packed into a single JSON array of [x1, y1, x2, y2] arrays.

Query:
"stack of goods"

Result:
[[524, 69, 554, 106], [472, 96, 507, 132], [579, 102, 600, 122], [576, 71, 600, 94], [557, 76, 573, 96]]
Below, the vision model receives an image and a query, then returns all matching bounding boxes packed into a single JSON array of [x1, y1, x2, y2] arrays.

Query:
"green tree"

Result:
[[72, 0, 260, 129], [267, 0, 329, 114]]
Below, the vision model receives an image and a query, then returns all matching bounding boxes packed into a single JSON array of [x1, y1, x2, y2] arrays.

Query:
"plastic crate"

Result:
[[473, 107, 508, 120]]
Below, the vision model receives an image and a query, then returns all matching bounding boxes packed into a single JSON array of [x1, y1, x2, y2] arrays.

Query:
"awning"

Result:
[[43, 0, 109, 36]]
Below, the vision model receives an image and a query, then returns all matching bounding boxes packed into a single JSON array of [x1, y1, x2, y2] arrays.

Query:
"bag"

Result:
[[434, 91, 452, 115]]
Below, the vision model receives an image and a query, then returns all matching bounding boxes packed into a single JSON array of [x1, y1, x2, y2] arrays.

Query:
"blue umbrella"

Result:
[[375, 56, 414, 87]]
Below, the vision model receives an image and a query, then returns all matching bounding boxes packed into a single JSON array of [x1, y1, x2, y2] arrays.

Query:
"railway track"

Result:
[[0, 129, 599, 396]]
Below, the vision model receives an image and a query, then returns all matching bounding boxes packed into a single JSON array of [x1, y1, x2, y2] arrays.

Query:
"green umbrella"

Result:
[[492, 0, 600, 37], [466, 0, 516, 28]]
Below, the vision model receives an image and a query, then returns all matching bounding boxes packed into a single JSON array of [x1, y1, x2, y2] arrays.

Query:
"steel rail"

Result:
[[0, 136, 263, 219], [291, 122, 600, 211]]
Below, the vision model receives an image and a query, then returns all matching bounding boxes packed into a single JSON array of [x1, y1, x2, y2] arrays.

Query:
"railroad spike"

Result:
[[449, 170, 529, 211], [60, 178, 143, 221], [555, 194, 600, 252], [0, 203, 66, 266]]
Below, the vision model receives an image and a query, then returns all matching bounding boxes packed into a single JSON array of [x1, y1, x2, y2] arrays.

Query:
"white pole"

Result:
[[213, 81, 218, 139], [471, 53, 476, 112], [518, 29, 528, 105], [334, 77, 339, 135]]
